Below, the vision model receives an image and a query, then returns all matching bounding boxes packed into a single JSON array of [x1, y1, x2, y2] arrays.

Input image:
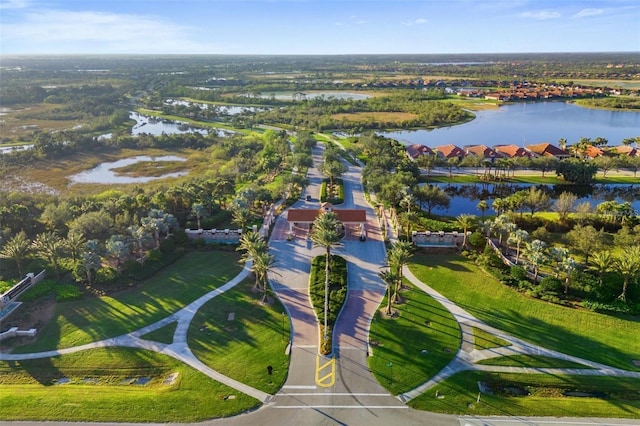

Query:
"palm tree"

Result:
[[310, 212, 342, 339], [82, 240, 102, 285], [523, 239, 548, 282], [615, 246, 640, 302], [559, 256, 577, 294], [237, 231, 268, 291], [387, 241, 413, 302], [32, 232, 64, 280], [476, 200, 489, 221], [456, 214, 476, 249], [507, 228, 529, 264], [231, 206, 253, 232], [191, 202, 209, 229], [379, 269, 398, 316], [253, 250, 277, 303], [64, 231, 86, 266], [588, 251, 614, 287], [105, 235, 130, 274], [0, 231, 30, 277]]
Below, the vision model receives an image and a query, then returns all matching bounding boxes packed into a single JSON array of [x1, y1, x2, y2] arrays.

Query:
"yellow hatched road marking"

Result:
[[315, 355, 335, 387]]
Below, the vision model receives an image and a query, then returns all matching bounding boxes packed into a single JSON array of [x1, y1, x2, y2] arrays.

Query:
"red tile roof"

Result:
[[287, 206, 366, 223], [612, 145, 639, 157], [465, 144, 502, 159], [494, 144, 532, 158], [406, 144, 434, 159], [526, 143, 570, 158], [434, 144, 465, 159]]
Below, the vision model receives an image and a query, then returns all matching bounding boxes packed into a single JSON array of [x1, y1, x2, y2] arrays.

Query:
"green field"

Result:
[[408, 254, 640, 371], [368, 280, 460, 395], [0, 348, 259, 422], [15, 250, 243, 352]]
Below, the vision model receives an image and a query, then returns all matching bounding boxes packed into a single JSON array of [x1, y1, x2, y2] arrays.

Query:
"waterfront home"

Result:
[[525, 143, 570, 160]]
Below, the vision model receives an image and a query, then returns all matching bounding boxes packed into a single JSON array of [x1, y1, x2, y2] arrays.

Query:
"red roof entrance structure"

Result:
[[287, 203, 366, 224]]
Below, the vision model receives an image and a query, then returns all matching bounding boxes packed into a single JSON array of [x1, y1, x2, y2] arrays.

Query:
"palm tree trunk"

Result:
[[386, 284, 392, 315], [324, 249, 330, 338]]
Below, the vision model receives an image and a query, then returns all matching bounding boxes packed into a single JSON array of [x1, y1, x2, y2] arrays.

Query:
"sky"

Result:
[[1, 0, 639, 55]]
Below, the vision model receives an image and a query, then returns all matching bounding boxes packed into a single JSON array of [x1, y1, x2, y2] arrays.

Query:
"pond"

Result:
[[69, 155, 188, 184], [380, 101, 640, 148], [424, 182, 640, 217], [245, 91, 372, 101], [130, 112, 233, 137], [0, 144, 33, 154], [165, 99, 269, 115]]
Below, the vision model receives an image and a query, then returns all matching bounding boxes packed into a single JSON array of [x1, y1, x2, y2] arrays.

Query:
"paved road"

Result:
[[3, 143, 639, 426]]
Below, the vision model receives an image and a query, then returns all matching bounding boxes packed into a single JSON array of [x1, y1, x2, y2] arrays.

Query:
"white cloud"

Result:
[[574, 8, 604, 18], [520, 10, 561, 20], [2, 9, 213, 53], [403, 18, 428, 26], [0, 0, 28, 9]]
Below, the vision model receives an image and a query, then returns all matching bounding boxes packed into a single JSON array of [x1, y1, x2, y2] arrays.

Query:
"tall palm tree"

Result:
[[523, 239, 548, 282], [310, 212, 342, 339], [231, 206, 253, 232], [476, 200, 489, 221], [32, 232, 64, 280], [0, 231, 30, 277], [379, 269, 398, 316], [237, 231, 268, 291], [615, 246, 640, 302], [387, 241, 413, 302], [456, 214, 476, 249], [588, 251, 614, 287], [253, 250, 277, 303], [507, 228, 529, 264]]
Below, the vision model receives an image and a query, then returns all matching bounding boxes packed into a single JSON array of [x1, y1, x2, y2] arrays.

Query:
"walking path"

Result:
[[398, 265, 640, 402]]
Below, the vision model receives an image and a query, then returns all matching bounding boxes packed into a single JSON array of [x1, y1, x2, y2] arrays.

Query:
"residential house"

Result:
[[434, 144, 466, 160], [584, 145, 605, 159], [406, 144, 434, 160], [612, 145, 639, 157], [464, 145, 502, 163], [525, 143, 570, 160], [494, 144, 534, 158]]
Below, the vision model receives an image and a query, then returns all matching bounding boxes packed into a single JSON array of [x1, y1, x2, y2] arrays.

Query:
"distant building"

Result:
[[464, 144, 502, 162], [434, 144, 466, 160]]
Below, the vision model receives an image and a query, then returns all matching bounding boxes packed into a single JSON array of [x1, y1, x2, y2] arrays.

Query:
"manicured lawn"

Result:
[[408, 254, 640, 371], [472, 327, 510, 350], [409, 371, 640, 418], [16, 251, 243, 352], [476, 354, 594, 369], [0, 348, 259, 422], [368, 280, 461, 395], [188, 278, 290, 394]]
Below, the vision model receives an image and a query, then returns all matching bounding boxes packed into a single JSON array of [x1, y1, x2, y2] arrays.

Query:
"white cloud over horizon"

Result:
[[573, 8, 604, 18], [520, 10, 561, 20]]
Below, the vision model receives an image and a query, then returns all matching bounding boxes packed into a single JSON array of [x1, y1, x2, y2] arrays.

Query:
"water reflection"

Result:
[[130, 112, 233, 137], [423, 182, 640, 217]]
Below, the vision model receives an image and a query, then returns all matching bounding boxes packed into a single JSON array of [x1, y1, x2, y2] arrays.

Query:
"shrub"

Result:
[[468, 231, 486, 248], [531, 226, 550, 242], [510, 265, 528, 281], [539, 276, 563, 294]]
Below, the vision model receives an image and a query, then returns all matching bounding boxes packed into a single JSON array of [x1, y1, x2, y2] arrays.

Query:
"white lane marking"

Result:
[[273, 405, 408, 409], [281, 385, 317, 389], [279, 393, 390, 396]]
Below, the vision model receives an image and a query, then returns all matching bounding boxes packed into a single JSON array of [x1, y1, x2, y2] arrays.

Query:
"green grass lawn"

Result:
[[408, 254, 640, 371], [15, 250, 243, 352], [368, 280, 460, 395], [409, 371, 640, 418], [476, 354, 594, 369], [0, 348, 259, 422], [188, 278, 290, 394], [472, 327, 510, 350]]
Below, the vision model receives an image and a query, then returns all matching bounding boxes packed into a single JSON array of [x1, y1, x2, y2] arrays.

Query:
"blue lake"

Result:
[[380, 101, 640, 148]]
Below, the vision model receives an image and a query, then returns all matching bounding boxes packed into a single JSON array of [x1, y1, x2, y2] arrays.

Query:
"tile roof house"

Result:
[[406, 144, 434, 160], [464, 144, 503, 161], [584, 145, 605, 159], [525, 143, 570, 159], [494, 144, 534, 158], [612, 145, 639, 157], [434, 144, 466, 160]]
